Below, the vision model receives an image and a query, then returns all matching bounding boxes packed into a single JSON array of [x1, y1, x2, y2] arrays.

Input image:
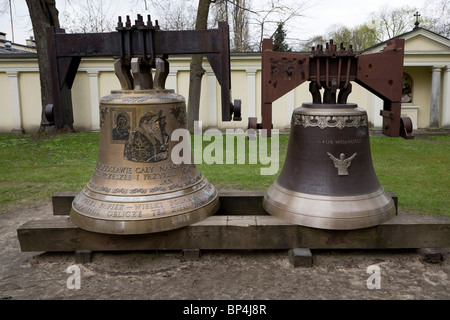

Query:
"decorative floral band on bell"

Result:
[[291, 114, 368, 129]]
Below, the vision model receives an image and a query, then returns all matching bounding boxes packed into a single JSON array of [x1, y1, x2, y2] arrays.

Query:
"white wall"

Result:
[[0, 54, 448, 133]]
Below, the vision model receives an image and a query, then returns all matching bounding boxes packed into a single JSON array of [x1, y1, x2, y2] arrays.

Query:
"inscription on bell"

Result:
[[327, 152, 357, 176], [91, 161, 201, 195], [73, 183, 215, 221], [317, 139, 362, 144]]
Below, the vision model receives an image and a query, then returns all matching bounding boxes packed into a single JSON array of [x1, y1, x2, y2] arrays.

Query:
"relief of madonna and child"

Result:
[[123, 110, 170, 163]]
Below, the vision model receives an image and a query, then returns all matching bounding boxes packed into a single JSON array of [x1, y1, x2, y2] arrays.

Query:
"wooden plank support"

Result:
[[52, 191, 78, 215], [17, 213, 450, 252]]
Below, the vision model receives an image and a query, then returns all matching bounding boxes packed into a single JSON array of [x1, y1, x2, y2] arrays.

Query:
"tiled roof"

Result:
[[0, 47, 30, 54]]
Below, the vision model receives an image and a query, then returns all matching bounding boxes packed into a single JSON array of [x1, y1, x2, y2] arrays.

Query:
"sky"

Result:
[[294, 0, 428, 37], [0, 0, 428, 46]]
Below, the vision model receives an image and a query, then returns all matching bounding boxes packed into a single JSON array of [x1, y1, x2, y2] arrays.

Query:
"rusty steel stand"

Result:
[[250, 38, 414, 139]]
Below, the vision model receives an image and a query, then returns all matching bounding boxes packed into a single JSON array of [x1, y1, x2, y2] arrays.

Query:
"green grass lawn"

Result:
[[0, 132, 448, 216]]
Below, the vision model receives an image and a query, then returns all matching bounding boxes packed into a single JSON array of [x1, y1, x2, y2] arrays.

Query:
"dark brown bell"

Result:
[[70, 88, 219, 235], [263, 103, 396, 230]]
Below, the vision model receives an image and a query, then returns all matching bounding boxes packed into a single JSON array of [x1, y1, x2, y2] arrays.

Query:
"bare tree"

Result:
[[421, 0, 450, 37], [211, 0, 252, 52], [126, 0, 197, 31], [299, 35, 326, 52], [25, 0, 66, 133], [370, 5, 417, 41], [61, 0, 118, 33], [210, 0, 310, 51], [0, 0, 14, 42], [302, 4, 449, 53], [322, 23, 380, 52], [187, 0, 213, 133], [232, 0, 251, 51], [154, 1, 197, 31], [0, 0, 9, 13], [249, 0, 307, 51]]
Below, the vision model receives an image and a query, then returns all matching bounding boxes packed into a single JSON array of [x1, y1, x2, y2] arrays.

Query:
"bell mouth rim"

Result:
[[270, 180, 387, 202], [70, 195, 220, 235], [262, 180, 396, 230], [70, 178, 220, 234], [72, 188, 219, 222]]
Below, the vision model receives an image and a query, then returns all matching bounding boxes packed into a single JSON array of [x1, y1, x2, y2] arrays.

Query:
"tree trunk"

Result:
[[26, 0, 72, 134], [187, 0, 211, 133]]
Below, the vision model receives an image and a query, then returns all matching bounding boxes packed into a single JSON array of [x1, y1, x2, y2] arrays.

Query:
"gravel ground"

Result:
[[1, 203, 449, 304]]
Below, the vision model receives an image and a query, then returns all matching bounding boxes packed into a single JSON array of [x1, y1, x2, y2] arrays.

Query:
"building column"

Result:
[[87, 70, 100, 131], [246, 67, 258, 119], [205, 67, 217, 128], [286, 90, 295, 128], [167, 70, 178, 92], [6, 71, 23, 133], [372, 94, 383, 129], [441, 66, 450, 129], [429, 66, 442, 128]]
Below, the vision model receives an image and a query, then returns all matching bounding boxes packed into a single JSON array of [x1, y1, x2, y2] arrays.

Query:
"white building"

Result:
[[0, 26, 449, 134]]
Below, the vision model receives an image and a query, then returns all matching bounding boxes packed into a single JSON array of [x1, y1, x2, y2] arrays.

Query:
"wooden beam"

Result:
[[52, 191, 78, 215], [17, 213, 450, 252]]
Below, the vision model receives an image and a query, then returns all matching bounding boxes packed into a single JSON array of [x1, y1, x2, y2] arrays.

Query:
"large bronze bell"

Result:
[[263, 102, 396, 230], [44, 16, 242, 235], [71, 59, 219, 234], [259, 38, 406, 230]]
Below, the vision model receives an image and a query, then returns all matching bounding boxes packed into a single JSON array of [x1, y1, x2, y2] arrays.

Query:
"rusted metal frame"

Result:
[[315, 55, 322, 89], [51, 30, 223, 58], [206, 22, 234, 121], [258, 39, 310, 137], [378, 102, 402, 137], [135, 14, 156, 90], [125, 22, 132, 64], [309, 81, 321, 104], [309, 53, 356, 104], [136, 16, 149, 65], [261, 39, 274, 137], [46, 23, 236, 126], [47, 30, 119, 126], [46, 27, 81, 127], [337, 57, 354, 104], [115, 17, 133, 90], [400, 116, 414, 139], [258, 38, 408, 137], [154, 55, 170, 90], [355, 39, 405, 137], [158, 25, 236, 120], [337, 57, 342, 88], [344, 56, 351, 89], [324, 57, 339, 104]]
